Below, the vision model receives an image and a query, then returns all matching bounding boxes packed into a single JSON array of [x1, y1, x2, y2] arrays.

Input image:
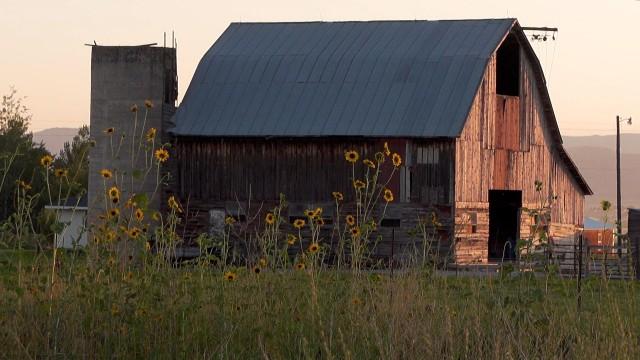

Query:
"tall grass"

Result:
[[1, 253, 639, 358], [1, 103, 639, 358]]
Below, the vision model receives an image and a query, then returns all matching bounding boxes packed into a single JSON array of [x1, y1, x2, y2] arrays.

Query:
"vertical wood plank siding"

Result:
[[173, 138, 456, 257], [176, 138, 454, 205], [454, 52, 585, 263], [177, 139, 381, 202]]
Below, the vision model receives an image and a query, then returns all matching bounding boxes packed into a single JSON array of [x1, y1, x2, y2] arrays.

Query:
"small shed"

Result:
[[45, 197, 88, 249], [583, 217, 615, 248]]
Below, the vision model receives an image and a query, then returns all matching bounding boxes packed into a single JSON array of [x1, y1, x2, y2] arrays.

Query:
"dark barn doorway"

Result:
[[488, 190, 522, 260]]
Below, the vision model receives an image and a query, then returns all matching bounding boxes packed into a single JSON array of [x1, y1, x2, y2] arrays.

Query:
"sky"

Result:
[[1, 0, 639, 136]]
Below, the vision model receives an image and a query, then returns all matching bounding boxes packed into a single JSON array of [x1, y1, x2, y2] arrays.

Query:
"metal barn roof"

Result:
[[170, 19, 516, 137]]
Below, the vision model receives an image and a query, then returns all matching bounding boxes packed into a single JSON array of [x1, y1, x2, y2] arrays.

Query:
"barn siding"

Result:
[[173, 138, 456, 260], [454, 52, 585, 263]]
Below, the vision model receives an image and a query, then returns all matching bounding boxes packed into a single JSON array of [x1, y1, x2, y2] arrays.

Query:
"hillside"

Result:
[[564, 145, 640, 224], [33, 127, 78, 155], [563, 134, 640, 154]]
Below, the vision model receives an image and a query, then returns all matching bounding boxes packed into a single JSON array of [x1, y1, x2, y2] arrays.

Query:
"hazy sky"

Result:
[[1, 0, 638, 136]]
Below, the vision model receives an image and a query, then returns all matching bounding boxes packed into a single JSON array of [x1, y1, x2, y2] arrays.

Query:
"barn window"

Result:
[[470, 212, 478, 234], [381, 219, 401, 228], [496, 34, 520, 97], [409, 143, 452, 205], [209, 209, 226, 238]]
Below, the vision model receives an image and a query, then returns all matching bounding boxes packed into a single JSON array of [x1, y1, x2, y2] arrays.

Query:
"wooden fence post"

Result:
[[577, 232, 583, 311]]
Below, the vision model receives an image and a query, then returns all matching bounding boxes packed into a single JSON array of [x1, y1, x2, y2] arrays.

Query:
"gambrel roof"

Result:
[[171, 19, 514, 137]]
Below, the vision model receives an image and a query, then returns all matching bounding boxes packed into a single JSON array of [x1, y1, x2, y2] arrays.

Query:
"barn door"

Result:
[[489, 190, 522, 260]]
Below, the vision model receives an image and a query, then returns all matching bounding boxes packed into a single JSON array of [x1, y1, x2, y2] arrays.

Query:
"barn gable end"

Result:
[[454, 26, 591, 263]]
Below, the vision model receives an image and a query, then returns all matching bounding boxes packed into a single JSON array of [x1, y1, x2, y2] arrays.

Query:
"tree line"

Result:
[[0, 87, 90, 247]]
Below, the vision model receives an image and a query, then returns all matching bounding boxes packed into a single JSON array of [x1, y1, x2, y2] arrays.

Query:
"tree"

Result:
[[0, 87, 50, 222], [50, 125, 91, 202]]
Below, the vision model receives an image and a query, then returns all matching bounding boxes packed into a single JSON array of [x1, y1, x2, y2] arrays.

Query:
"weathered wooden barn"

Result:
[[168, 19, 592, 264]]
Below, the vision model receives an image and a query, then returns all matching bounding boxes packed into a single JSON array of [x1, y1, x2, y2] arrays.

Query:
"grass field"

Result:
[[1, 249, 639, 359]]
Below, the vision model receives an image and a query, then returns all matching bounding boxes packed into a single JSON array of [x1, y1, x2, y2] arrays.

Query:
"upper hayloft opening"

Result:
[[496, 33, 520, 97]]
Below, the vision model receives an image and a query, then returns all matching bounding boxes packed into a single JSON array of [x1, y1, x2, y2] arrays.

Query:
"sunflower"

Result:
[[252, 266, 261, 275], [40, 155, 53, 168], [353, 180, 365, 190], [314, 207, 323, 217], [152, 211, 161, 222], [155, 148, 169, 163], [350, 226, 361, 238], [308, 243, 320, 253], [108, 208, 120, 218], [125, 197, 136, 209], [54, 168, 68, 178], [146, 127, 157, 142], [106, 230, 117, 242], [293, 219, 306, 229], [295, 262, 305, 270], [135, 208, 144, 222], [315, 217, 325, 226], [345, 214, 356, 227], [168, 196, 182, 213], [100, 169, 113, 179], [104, 127, 115, 135], [259, 258, 268, 267], [128, 227, 141, 239], [304, 209, 316, 218], [108, 186, 120, 200], [265, 212, 275, 225], [392, 153, 402, 167], [144, 99, 153, 109], [344, 150, 359, 163], [287, 234, 297, 245], [224, 271, 237, 282], [383, 188, 394, 202], [18, 181, 32, 191], [332, 191, 344, 201], [225, 216, 236, 225], [352, 297, 363, 306], [130, 104, 138, 113], [363, 159, 375, 169], [383, 142, 391, 156]]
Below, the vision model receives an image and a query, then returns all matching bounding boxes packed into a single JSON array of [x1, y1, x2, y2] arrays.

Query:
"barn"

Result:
[[162, 19, 591, 264]]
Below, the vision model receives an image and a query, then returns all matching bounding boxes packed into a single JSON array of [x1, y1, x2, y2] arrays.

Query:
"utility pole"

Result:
[[617, 115, 622, 255], [616, 115, 632, 256]]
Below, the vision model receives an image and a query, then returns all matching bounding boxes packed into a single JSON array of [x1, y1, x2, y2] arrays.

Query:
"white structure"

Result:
[[45, 199, 88, 249]]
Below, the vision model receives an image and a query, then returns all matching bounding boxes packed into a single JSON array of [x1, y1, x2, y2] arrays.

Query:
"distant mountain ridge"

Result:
[[563, 134, 640, 154], [33, 127, 79, 155], [564, 146, 640, 223]]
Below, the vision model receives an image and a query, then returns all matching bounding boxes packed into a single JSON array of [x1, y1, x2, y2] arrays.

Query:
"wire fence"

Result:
[[549, 234, 637, 280]]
